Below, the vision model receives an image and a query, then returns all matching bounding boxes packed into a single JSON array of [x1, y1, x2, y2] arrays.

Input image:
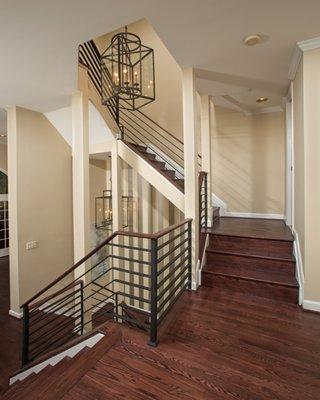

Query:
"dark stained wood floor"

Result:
[[0, 256, 22, 395], [61, 288, 320, 400]]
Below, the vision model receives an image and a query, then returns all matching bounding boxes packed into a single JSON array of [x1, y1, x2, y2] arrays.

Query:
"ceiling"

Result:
[[1, 0, 320, 114]]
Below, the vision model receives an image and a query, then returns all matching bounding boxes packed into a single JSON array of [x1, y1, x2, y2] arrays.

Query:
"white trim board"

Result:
[[224, 212, 284, 220], [192, 260, 201, 291], [245, 106, 283, 116], [288, 36, 320, 80], [303, 300, 320, 313], [9, 309, 23, 319], [212, 193, 227, 216], [10, 332, 104, 385], [292, 229, 304, 305]]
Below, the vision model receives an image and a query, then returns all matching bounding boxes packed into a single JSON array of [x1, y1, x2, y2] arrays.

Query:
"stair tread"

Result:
[[209, 217, 294, 241], [203, 263, 298, 287], [206, 248, 296, 262]]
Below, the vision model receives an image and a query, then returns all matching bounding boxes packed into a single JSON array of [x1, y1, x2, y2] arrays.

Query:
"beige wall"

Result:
[[95, 18, 183, 141], [212, 106, 286, 214], [0, 143, 7, 171], [292, 61, 305, 266], [292, 49, 320, 304], [8, 107, 74, 309]]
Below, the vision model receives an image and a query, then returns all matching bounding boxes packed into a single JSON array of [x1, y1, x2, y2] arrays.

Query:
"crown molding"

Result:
[[252, 106, 283, 115], [288, 36, 320, 81], [288, 45, 302, 81], [297, 36, 320, 51]]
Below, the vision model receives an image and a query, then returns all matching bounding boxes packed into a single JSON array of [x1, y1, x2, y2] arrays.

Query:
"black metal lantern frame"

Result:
[[101, 27, 155, 111]]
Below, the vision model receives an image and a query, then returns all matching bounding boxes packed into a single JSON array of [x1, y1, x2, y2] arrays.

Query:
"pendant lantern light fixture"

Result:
[[101, 26, 155, 110]]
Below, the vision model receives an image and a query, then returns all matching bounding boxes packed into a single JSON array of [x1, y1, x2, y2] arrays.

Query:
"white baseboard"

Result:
[[192, 260, 201, 290], [212, 193, 227, 216], [303, 300, 320, 313], [224, 212, 285, 220], [292, 229, 304, 305], [9, 309, 23, 319]]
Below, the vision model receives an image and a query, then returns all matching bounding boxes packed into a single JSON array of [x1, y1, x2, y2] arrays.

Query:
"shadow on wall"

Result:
[[212, 106, 285, 214]]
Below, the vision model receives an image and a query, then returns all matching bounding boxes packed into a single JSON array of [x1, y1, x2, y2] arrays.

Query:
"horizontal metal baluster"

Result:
[[157, 228, 188, 250], [157, 245, 190, 276]]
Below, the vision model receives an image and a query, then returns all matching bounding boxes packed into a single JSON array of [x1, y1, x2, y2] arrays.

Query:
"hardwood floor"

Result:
[[0, 256, 22, 395], [60, 288, 320, 400], [2, 258, 320, 399]]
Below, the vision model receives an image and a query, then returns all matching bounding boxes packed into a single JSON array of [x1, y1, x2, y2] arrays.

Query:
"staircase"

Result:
[[124, 141, 185, 192], [202, 210, 299, 304], [3, 324, 121, 400], [79, 40, 188, 203]]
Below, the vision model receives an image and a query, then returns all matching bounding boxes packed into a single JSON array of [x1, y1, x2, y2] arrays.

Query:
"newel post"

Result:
[[21, 305, 29, 366], [148, 237, 158, 347]]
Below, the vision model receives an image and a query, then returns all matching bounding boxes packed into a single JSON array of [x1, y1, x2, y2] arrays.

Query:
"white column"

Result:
[[200, 95, 213, 224], [182, 68, 199, 288], [111, 141, 122, 232], [7, 107, 21, 316], [111, 142, 123, 313], [72, 91, 90, 264], [72, 91, 91, 331]]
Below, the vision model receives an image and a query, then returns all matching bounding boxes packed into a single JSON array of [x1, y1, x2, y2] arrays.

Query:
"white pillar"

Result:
[[72, 91, 91, 331], [182, 68, 199, 288], [111, 141, 122, 232], [200, 95, 213, 224], [7, 107, 21, 315], [111, 142, 123, 313], [72, 91, 90, 264]]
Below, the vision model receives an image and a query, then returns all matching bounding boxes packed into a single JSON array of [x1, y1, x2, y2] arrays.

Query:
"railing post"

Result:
[[148, 237, 158, 347], [21, 305, 29, 366], [187, 220, 192, 289]]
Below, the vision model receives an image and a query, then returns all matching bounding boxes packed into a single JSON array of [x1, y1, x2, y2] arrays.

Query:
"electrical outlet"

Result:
[[26, 241, 38, 250]]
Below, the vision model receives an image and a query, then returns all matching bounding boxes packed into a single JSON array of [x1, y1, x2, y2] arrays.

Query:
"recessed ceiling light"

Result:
[[0, 134, 6, 138], [243, 34, 262, 46], [256, 97, 268, 103]]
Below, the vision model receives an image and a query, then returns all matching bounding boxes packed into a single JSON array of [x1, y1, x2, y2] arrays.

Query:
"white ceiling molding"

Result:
[[297, 36, 320, 51], [251, 106, 283, 115], [288, 46, 302, 81], [221, 95, 251, 114], [288, 36, 320, 81]]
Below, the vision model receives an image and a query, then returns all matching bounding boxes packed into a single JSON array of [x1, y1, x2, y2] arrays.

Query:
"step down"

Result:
[[206, 249, 296, 276], [202, 217, 298, 304]]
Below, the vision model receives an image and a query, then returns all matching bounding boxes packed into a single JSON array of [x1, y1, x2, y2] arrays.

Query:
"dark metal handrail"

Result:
[[21, 218, 192, 365]]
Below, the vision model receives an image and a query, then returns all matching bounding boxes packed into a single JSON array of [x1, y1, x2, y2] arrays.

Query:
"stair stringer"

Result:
[[118, 140, 185, 212]]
